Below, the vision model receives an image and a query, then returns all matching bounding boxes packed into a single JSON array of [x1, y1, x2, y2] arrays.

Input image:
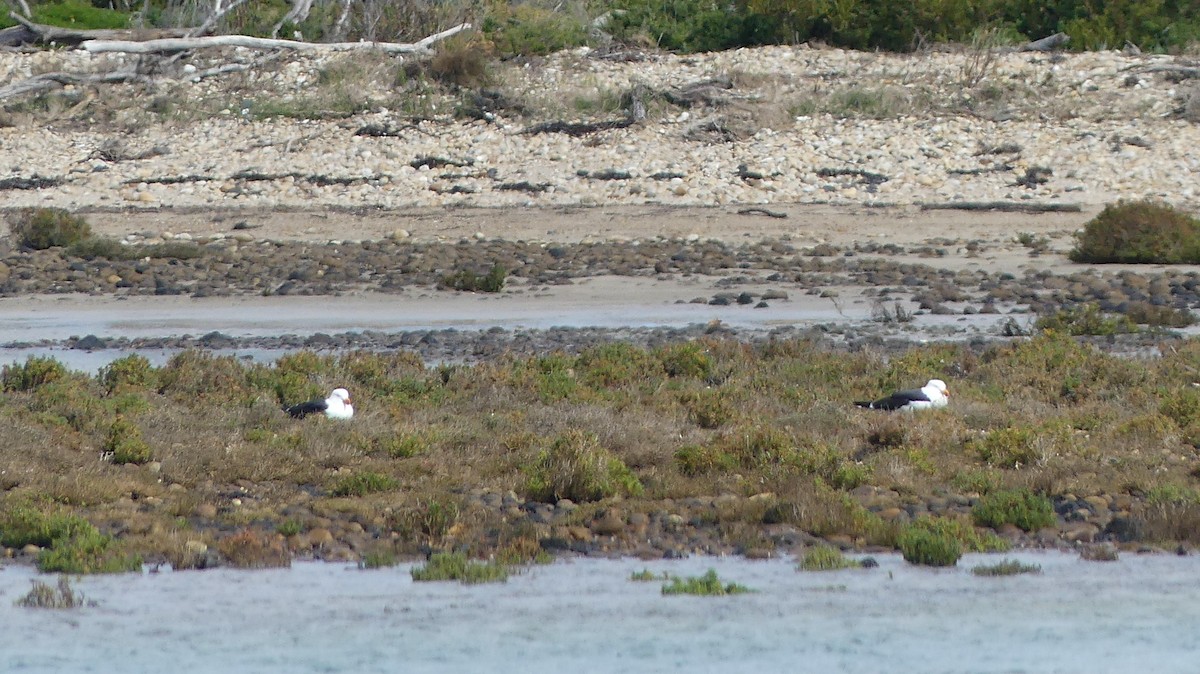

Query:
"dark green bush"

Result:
[[972, 488, 1057, 532], [7, 208, 91, 250], [897, 527, 962, 566], [2, 356, 67, 392], [480, 3, 589, 56], [104, 417, 153, 465], [99, 355, 158, 394], [1070, 200, 1200, 264], [0, 504, 93, 548], [32, 0, 130, 29]]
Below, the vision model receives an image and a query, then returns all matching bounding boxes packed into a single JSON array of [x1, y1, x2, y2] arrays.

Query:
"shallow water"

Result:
[[3, 552, 1198, 673]]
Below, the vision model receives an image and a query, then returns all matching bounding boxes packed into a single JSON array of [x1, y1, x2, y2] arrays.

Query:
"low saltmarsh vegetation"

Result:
[[971, 559, 1042, 576], [0, 332, 1198, 568], [661, 569, 751, 596], [16, 577, 94, 609], [410, 552, 509, 584], [798, 546, 862, 571]]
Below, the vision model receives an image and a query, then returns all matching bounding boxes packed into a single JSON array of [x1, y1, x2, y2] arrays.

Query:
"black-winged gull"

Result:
[[285, 387, 354, 420], [855, 379, 949, 411]]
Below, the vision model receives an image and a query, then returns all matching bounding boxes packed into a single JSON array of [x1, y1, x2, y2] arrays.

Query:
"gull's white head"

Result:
[[326, 388, 354, 420], [924, 379, 949, 407]]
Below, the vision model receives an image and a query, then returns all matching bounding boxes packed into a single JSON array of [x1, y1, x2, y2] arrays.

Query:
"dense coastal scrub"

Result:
[[3, 0, 1198, 53], [2, 333, 1200, 571]]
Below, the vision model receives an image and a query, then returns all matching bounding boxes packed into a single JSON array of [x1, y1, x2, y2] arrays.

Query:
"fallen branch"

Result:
[[0, 69, 143, 101], [82, 22, 470, 54], [919, 201, 1082, 213]]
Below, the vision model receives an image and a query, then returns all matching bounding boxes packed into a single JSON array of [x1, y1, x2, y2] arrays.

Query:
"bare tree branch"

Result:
[[83, 22, 471, 54], [271, 0, 314, 39], [185, 0, 254, 38]]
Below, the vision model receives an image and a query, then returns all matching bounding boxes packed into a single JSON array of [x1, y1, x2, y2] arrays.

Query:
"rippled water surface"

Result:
[[3, 552, 1199, 673]]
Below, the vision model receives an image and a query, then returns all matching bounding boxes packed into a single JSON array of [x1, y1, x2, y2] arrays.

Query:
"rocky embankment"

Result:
[[0, 44, 1198, 217]]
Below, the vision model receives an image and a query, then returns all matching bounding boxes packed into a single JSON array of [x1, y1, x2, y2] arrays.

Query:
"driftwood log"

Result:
[[919, 201, 1082, 213], [83, 22, 470, 54], [3, 12, 468, 54]]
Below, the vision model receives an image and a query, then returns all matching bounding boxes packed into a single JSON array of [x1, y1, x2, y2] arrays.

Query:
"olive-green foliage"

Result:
[[661, 569, 751, 595], [16, 577, 92, 609], [897, 527, 962, 567], [31, 0, 130, 29], [971, 426, 1041, 469], [524, 430, 643, 503], [99, 355, 158, 394], [907, 516, 1010, 553], [411, 551, 509, 584], [1035, 304, 1136, 336], [38, 528, 143, 574], [577, 342, 657, 388], [798, 546, 861, 571], [429, 35, 492, 87], [6, 208, 91, 250], [330, 471, 399, 497], [1121, 302, 1196, 328], [480, 2, 589, 56], [657, 342, 713, 379], [682, 389, 735, 429], [605, 0, 777, 53], [2, 356, 67, 392], [440, 264, 507, 293], [0, 504, 94, 548], [971, 558, 1042, 576], [358, 548, 400, 569], [630, 568, 667, 581], [104, 417, 153, 465], [972, 488, 1057, 532], [1070, 200, 1200, 264], [29, 377, 108, 433]]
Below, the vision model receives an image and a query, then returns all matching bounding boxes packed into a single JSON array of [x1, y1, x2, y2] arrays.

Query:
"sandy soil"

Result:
[[83, 202, 1091, 251]]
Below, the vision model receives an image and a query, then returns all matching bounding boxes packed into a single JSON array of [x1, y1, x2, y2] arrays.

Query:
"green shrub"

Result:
[[657, 342, 713, 379], [524, 430, 643, 503], [104, 417, 153, 465], [674, 443, 738, 475], [630, 568, 667, 581], [1070, 200, 1200, 264], [2, 356, 67, 391], [897, 527, 962, 567], [38, 529, 143, 574], [662, 569, 751, 595], [972, 426, 1041, 469], [971, 559, 1042, 576], [439, 264, 507, 292], [481, 3, 589, 56], [330, 471, 398, 497], [798, 546, 861, 571], [577, 342, 657, 388], [682, 389, 735, 429], [972, 488, 1057, 532], [359, 547, 400, 569], [99, 355, 158, 394], [1035, 304, 1136, 336], [907, 516, 1010, 552], [7, 207, 91, 249], [0, 504, 94, 548], [411, 551, 508, 584], [67, 237, 205, 261]]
